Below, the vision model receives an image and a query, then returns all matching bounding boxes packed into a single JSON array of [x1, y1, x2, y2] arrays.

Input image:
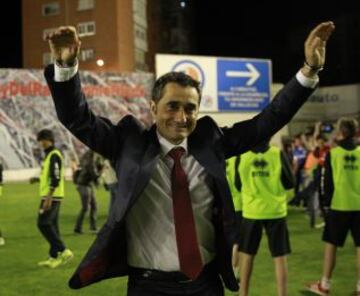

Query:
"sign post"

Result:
[[156, 54, 272, 112]]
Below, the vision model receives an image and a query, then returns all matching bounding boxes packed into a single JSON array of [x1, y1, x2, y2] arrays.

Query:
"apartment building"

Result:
[[22, 0, 155, 72]]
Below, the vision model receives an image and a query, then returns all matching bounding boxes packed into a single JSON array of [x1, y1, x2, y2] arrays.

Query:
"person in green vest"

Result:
[[307, 118, 360, 296], [36, 129, 73, 268], [226, 155, 242, 282], [237, 139, 295, 296]]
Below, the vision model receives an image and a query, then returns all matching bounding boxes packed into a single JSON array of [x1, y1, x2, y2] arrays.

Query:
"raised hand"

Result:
[[46, 26, 81, 66], [303, 21, 335, 74]]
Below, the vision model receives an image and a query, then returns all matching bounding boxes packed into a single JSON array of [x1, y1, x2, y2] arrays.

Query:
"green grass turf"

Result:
[[0, 182, 357, 295]]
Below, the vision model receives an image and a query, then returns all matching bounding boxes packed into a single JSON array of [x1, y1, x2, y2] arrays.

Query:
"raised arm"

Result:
[[222, 21, 335, 158], [44, 26, 134, 160], [46, 26, 81, 66], [301, 21, 335, 78]]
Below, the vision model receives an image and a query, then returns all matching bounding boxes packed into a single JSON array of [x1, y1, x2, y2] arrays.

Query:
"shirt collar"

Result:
[[156, 131, 188, 156]]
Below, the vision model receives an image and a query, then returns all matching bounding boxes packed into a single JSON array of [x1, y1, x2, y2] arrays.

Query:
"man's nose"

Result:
[[174, 109, 187, 123]]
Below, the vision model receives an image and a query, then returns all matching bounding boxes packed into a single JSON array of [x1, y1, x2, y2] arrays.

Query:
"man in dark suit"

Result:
[[44, 22, 334, 295]]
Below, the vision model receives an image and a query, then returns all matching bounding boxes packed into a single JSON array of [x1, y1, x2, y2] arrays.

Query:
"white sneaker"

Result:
[[59, 248, 74, 265], [315, 222, 325, 229], [0, 237, 5, 246], [38, 257, 62, 268]]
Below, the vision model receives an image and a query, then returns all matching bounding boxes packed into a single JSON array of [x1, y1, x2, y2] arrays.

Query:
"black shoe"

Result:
[[74, 229, 83, 234]]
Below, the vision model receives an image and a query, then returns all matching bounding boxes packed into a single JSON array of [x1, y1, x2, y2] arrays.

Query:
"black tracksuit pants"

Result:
[[37, 199, 66, 258]]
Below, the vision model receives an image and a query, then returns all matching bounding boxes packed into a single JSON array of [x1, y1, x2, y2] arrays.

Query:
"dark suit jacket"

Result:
[[45, 65, 314, 291]]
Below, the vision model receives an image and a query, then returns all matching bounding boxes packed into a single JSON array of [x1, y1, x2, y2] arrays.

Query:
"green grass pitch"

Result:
[[0, 182, 356, 295]]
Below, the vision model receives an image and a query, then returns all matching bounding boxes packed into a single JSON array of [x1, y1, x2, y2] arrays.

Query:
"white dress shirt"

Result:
[[125, 133, 216, 270]]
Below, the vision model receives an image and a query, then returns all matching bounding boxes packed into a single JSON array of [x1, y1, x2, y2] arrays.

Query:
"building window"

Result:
[[42, 2, 60, 16], [77, 0, 95, 11], [134, 24, 148, 51], [135, 27, 146, 40], [43, 52, 53, 66], [134, 49, 147, 71], [80, 48, 95, 61], [135, 49, 145, 64], [133, 0, 147, 28], [77, 22, 96, 37], [43, 28, 57, 41]]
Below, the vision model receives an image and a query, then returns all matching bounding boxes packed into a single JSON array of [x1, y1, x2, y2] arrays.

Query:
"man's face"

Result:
[[151, 82, 200, 145], [38, 139, 52, 150]]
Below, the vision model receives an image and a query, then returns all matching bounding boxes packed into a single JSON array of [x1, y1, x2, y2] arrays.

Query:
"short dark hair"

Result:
[[151, 72, 202, 103], [338, 117, 358, 139], [37, 129, 54, 143]]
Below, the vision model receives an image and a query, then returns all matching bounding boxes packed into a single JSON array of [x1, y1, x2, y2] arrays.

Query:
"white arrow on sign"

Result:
[[225, 63, 260, 86]]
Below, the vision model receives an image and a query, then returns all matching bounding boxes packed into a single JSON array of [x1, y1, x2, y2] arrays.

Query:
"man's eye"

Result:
[[167, 103, 178, 110], [185, 106, 196, 114]]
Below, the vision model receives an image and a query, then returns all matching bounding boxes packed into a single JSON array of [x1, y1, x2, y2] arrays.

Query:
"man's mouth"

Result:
[[169, 124, 187, 129], [174, 126, 187, 130]]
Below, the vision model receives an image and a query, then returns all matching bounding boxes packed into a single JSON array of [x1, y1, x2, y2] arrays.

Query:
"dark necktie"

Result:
[[168, 147, 203, 280]]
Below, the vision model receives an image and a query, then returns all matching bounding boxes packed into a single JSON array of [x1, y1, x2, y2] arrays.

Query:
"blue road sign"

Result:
[[217, 58, 271, 111]]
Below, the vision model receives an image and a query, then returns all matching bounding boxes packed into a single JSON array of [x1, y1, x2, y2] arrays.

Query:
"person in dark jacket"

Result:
[[45, 22, 334, 295], [101, 159, 118, 213], [74, 149, 103, 234]]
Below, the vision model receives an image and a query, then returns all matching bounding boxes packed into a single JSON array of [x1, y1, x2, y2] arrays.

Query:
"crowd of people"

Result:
[[286, 121, 360, 227], [226, 118, 360, 295]]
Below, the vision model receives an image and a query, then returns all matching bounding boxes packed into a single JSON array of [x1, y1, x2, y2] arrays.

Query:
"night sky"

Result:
[[193, 1, 360, 85], [0, 0, 22, 68], [1, 1, 360, 86]]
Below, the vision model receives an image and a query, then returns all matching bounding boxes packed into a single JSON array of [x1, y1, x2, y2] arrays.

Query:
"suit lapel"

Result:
[[188, 127, 239, 290], [188, 133, 224, 180], [130, 125, 160, 205]]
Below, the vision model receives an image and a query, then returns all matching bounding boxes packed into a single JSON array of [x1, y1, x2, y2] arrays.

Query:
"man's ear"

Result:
[[150, 100, 157, 117]]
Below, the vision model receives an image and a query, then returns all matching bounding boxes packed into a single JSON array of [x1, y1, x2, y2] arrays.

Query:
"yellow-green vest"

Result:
[[39, 149, 65, 197], [226, 156, 242, 211], [239, 146, 287, 219], [330, 146, 360, 211]]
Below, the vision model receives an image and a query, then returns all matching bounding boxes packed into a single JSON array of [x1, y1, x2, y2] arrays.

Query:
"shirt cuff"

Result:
[[54, 60, 79, 82], [295, 70, 319, 89]]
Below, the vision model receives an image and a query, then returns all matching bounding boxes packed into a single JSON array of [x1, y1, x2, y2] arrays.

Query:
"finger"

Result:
[[46, 27, 71, 41], [306, 21, 335, 45], [57, 26, 78, 37], [47, 26, 80, 45], [52, 34, 78, 46], [306, 22, 328, 44], [318, 22, 335, 41], [321, 23, 335, 41]]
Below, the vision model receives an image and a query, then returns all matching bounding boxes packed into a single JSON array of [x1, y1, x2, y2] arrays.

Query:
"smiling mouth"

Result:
[[174, 126, 187, 130], [169, 124, 187, 129]]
